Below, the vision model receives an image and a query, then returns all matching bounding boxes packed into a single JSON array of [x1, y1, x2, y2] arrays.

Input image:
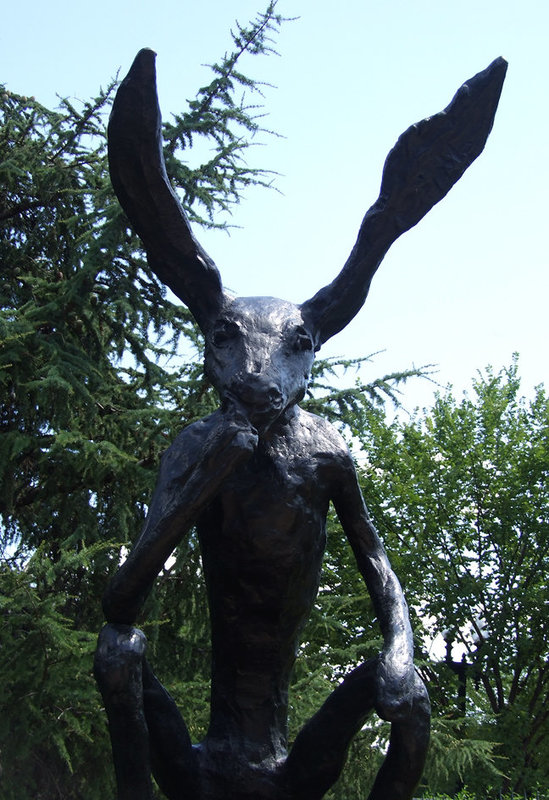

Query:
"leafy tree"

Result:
[[359, 358, 549, 796]]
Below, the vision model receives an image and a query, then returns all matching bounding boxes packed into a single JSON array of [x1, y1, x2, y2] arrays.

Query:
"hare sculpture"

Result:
[[94, 50, 506, 800]]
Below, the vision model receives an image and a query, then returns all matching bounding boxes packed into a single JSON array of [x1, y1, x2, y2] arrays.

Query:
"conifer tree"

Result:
[[0, 6, 286, 796]]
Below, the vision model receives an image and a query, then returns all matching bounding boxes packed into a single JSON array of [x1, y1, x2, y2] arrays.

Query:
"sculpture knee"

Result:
[[368, 673, 430, 800], [94, 623, 147, 699], [94, 625, 155, 800], [283, 658, 379, 798]]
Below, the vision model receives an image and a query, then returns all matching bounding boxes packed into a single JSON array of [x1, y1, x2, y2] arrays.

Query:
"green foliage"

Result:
[[0, 545, 111, 798], [421, 717, 503, 796], [304, 353, 435, 436], [360, 358, 549, 796], [163, 5, 284, 225]]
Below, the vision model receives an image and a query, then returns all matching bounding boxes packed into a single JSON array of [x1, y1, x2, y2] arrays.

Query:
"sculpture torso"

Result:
[[190, 407, 350, 795], [189, 409, 346, 754]]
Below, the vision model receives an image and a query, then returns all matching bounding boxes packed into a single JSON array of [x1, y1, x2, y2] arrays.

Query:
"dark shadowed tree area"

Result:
[[1, 4, 548, 798]]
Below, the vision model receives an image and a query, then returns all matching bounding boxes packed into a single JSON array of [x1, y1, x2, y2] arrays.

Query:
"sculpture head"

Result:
[[107, 48, 506, 429], [202, 296, 314, 430]]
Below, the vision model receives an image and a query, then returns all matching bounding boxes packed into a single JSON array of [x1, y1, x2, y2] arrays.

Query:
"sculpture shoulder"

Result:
[[293, 408, 354, 468]]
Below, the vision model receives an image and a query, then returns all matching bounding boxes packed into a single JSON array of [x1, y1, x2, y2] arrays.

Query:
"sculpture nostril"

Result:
[[268, 387, 283, 406]]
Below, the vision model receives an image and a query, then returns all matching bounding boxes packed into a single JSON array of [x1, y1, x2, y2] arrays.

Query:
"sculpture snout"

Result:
[[227, 375, 284, 412]]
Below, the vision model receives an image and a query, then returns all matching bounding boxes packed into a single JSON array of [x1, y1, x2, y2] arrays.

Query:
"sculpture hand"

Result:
[[203, 405, 258, 474]]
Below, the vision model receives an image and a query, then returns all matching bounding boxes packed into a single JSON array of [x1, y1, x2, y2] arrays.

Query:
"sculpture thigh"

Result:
[[95, 637, 429, 800], [284, 661, 430, 800]]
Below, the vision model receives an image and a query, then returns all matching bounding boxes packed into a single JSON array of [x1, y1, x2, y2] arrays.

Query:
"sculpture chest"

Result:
[[197, 419, 333, 706]]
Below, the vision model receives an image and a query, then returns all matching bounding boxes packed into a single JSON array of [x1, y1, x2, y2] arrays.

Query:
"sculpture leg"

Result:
[[283, 658, 378, 798], [95, 624, 198, 800], [141, 659, 199, 799], [94, 623, 154, 800], [283, 659, 429, 800]]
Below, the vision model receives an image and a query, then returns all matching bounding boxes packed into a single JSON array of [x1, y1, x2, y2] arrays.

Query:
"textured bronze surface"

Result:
[[95, 50, 506, 799]]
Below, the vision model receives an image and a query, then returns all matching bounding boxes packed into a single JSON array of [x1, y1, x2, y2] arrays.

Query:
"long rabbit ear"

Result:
[[108, 49, 225, 332], [300, 57, 507, 348]]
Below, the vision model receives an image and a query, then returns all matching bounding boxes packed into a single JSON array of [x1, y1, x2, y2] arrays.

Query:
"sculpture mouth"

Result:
[[223, 392, 285, 428]]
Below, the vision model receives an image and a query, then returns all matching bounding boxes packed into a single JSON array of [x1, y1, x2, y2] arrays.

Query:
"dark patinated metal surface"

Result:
[[95, 50, 506, 799]]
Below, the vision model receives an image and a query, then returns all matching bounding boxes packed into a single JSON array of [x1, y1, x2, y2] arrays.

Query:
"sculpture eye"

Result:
[[292, 326, 313, 352], [212, 319, 240, 347]]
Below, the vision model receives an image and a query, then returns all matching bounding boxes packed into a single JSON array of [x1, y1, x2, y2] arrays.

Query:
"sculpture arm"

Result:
[[103, 411, 256, 624], [331, 456, 415, 720]]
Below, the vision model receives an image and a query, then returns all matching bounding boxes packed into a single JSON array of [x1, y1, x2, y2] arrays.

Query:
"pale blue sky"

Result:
[[2, 0, 548, 410]]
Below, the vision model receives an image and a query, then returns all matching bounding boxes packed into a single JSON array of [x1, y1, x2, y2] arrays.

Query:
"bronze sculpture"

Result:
[[94, 50, 506, 799]]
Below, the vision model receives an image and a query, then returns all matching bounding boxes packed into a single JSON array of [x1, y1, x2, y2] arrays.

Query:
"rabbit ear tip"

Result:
[[126, 49, 157, 80], [301, 60, 507, 346], [492, 56, 508, 70], [136, 48, 157, 62]]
